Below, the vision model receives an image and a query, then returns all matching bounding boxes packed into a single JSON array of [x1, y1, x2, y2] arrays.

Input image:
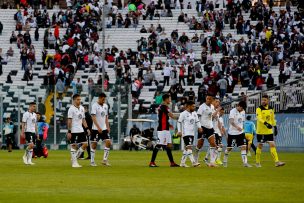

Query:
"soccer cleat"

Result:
[[215, 159, 223, 165], [223, 162, 228, 168], [180, 163, 190, 168], [275, 161, 285, 167], [72, 162, 82, 168], [243, 163, 253, 168], [204, 158, 209, 164], [23, 154, 28, 165], [170, 162, 180, 167], [27, 161, 35, 165], [192, 162, 201, 167], [90, 162, 97, 167], [149, 162, 159, 167], [102, 160, 111, 166], [208, 163, 218, 167], [255, 163, 262, 168]]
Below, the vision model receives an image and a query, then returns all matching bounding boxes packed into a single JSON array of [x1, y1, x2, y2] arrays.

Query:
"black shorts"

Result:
[[6, 133, 15, 145], [257, 134, 274, 143], [215, 133, 222, 146], [183, 135, 194, 147], [70, 132, 87, 144], [198, 126, 215, 140], [25, 132, 36, 144], [90, 130, 110, 142], [227, 133, 247, 148]]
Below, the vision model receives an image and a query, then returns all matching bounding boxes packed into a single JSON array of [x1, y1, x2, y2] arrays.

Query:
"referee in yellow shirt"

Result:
[[255, 95, 285, 167]]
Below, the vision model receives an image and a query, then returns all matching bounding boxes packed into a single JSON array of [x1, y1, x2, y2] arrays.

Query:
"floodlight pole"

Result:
[[101, 3, 106, 92], [117, 92, 121, 146], [0, 95, 3, 144], [54, 86, 57, 145], [17, 92, 21, 146]]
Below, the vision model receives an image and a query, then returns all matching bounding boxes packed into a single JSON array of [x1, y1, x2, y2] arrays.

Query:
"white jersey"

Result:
[[213, 112, 221, 135], [91, 102, 108, 131], [197, 103, 214, 129], [22, 111, 37, 133], [177, 110, 201, 136], [228, 108, 245, 135], [218, 116, 224, 136], [68, 105, 85, 133]]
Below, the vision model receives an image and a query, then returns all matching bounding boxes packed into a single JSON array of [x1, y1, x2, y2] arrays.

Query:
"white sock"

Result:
[[103, 147, 110, 161], [27, 149, 33, 163], [223, 149, 230, 163], [90, 148, 96, 163], [76, 147, 84, 158], [205, 147, 210, 160], [195, 147, 201, 160], [241, 149, 248, 164], [217, 147, 222, 160], [181, 150, 187, 165], [187, 149, 195, 164], [210, 147, 217, 164], [70, 148, 77, 164]]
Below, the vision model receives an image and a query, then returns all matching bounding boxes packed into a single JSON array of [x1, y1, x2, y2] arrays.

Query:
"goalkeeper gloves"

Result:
[[274, 126, 278, 136], [264, 122, 273, 129]]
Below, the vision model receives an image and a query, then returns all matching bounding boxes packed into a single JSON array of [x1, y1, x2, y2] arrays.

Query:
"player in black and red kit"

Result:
[[149, 94, 179, 167]]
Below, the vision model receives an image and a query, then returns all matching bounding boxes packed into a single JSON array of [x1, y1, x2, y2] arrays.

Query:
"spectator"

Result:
[[154, 91, 163, 105], [6, 72, 13, 83], [3, 117, 15, 152], [10, 31, 17, 44], [217, 76, 228, 99], [38, 97, 46, 115], [0, 21, 3, 35], [188, 87, 195, 101], [266, 73, 274, 89], [163, 62, 172, 86], [48, 32, 56, 49], [6, 47, 14, 57], [20, 48, 28, 70]]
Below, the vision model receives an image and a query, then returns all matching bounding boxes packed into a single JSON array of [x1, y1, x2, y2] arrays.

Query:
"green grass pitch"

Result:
[[0, 150, 303, 203]]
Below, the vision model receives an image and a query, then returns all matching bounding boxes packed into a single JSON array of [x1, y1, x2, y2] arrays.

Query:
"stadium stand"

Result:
[[0, 0, 303, 145]]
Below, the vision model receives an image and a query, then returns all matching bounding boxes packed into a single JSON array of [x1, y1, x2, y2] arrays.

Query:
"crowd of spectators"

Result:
[[1, 0, 303, 114]]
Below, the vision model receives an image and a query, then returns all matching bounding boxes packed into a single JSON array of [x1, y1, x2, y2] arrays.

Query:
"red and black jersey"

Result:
[[157, 104, 170, 131]]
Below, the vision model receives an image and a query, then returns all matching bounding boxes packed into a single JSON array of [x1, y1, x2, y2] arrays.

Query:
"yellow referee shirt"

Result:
[[256, 105, 276, 135]]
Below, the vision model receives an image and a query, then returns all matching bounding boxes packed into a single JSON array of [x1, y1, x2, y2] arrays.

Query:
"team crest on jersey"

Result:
[[32, 118, 36, 123], [238, 118, 242, 123], [101, 111, 105, 117], [78, 114, 83, 119], [190, 119, 194, 124]]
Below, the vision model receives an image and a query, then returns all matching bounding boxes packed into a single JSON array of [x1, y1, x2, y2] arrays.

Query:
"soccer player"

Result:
[[214, 105, 226, 165], [21, 102, 38, 165], [177, 100, 202, 167], [90, 93, 111, 166], [255, 95, 285, 167], [195, 94, 221, 167], [67, 94, 91, 168], [244, 115, 257, 157], [149, 94, 179, 167], [204, 98, 224, 165], [223, 101, 252, 167]]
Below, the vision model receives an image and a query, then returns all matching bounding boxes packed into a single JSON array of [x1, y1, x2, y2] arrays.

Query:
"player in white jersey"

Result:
[[204, 98, 224, 165], [90, 93, 111, 166], [67, 94, 91, 168], [216, 108, 227, 164], [21, 102, 38, 165], [223, 101, 252, 167], [195, 95, 221, 167], [177, 101, 202, 167]]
